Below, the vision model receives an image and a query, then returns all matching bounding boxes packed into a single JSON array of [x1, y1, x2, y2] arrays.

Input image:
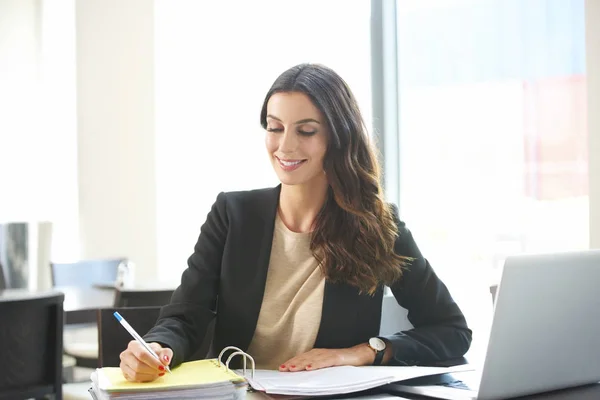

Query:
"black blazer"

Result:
[[144, 186, 472, 368]]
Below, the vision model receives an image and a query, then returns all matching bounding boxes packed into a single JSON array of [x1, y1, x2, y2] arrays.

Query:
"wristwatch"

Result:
[[368, 337, 386, 366]]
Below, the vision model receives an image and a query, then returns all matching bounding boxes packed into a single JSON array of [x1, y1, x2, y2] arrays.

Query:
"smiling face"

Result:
[[265, 92, 329, 188]]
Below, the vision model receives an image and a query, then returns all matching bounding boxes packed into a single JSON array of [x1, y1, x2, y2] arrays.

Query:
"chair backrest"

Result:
[[0, 290, 64, 400], [51, 258, 125, 287], [97, 306, 162, 367], [113, 288, 174, 307]]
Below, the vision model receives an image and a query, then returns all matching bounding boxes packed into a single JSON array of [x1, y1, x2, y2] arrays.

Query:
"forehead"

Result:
[[267, 92, 322, 121]]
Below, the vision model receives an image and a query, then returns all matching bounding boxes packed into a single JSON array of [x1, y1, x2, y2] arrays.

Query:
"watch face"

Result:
[[369, 337, 386, 351]]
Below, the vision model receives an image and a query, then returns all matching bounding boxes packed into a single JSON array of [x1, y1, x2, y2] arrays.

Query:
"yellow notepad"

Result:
[[97, 359, 245, 392]]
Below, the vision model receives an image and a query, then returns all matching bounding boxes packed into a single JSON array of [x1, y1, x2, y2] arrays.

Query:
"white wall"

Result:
[[0, 0, 42, 221], [154, 0, 372, 283], [0, 0, 77, 267], [72, 0, 371, 284], [40, 0, 79, 261], [587, 0, 600, 249], [75, 0, 158, 283]]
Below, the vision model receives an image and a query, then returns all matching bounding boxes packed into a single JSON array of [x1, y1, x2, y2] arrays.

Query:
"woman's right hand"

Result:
[[119, 341, 173, 382]]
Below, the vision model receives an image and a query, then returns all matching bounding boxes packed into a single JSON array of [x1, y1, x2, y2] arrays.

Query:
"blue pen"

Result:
[[113, 311, 172, 373]]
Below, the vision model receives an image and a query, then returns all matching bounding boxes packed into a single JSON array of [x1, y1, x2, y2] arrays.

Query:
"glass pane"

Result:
[[396, 0, 588, 286]]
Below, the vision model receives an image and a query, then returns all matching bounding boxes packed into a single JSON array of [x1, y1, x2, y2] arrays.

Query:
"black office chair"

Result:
[[113, 288, 174, 307], [0, 290, 64, 400], [50, 258, 126, 288], [97, 307, 214, 367]]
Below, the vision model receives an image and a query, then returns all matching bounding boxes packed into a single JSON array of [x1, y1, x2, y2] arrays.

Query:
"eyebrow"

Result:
[[266, 114, 321, 125]]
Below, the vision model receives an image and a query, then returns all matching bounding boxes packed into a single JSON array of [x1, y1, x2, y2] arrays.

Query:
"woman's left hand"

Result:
[[279, 343, 375, 372]]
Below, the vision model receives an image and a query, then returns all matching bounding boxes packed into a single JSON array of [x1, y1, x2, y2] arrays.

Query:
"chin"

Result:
[[277, 175, 304, 186]]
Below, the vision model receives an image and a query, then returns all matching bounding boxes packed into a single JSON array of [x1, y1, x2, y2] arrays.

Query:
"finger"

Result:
[[288, 357, 311, 371], [279, 357, 295, 372], [295, 350, 341, 371], [127, 340, 163, 370], [120, 350, 162, 375], [156, 347, 173, 366], [282, 352, 315, 372], [120, 361, 162, 382], [289, 355, 319, 372], [279, 356, 300, 371], [120, 348, 164, 375], [279, 362, 290, 371], [305, 356, 337, 371], [148, 342, 173, 366], [149, 342, 163, 352]]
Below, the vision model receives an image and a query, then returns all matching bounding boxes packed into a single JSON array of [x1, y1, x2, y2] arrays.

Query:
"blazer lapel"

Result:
[[235, 185, 281, 352]]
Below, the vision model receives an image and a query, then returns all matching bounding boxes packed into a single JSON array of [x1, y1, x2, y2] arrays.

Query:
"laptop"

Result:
[[387, 250, 600, 400]]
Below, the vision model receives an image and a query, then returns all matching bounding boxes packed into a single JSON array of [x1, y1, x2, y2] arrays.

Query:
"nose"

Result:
[[279, 128, 298, 153]]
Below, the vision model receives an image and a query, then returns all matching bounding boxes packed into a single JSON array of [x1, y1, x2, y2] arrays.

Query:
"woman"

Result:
[[119, 63, 472, 382]]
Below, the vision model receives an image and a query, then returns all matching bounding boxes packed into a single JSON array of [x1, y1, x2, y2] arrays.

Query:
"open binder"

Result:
[[90, 345, 472, 399]]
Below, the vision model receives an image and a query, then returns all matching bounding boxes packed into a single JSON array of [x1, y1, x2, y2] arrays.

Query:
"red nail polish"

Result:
[[159, 372, 165, 376], [307, 364, 312, 369], [158, 365, 165, 371], [280, 364, 286, 368], [291, 365, 296, 368]]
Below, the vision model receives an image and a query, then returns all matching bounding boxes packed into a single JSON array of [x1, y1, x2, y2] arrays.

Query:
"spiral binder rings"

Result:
[[216, 345, 256, 379], [89, 346, 256, 400]]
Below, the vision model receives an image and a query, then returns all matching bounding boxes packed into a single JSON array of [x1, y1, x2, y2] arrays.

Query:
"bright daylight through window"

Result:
[[396, 0, 588, 285]]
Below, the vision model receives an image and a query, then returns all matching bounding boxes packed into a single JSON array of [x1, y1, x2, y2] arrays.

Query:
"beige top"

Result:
[[246, 214, 326, 370]]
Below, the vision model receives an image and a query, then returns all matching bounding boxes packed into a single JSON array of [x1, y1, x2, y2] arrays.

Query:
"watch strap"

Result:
[[373, 347, 385, 365]]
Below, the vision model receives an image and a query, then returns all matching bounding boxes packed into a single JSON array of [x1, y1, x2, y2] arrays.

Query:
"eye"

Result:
[[266, 127, 284, 133], [297, 129, 317, 136]]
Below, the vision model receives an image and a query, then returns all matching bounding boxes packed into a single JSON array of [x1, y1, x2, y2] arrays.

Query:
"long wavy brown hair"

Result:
[[260, 64, 411, 294]]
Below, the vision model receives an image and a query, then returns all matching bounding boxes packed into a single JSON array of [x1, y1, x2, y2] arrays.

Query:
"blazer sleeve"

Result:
[[143, 192, 229, 367], [381, 209, 473, 365]]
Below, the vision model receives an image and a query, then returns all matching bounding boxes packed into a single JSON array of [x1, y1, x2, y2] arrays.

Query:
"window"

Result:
[[395, 0, 588, 287]]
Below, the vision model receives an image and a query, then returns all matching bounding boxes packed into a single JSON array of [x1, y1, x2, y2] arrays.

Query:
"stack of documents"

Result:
[[89, 359, 248, 400], [89, 356, 473, 399], [244, 365, 474, 397]]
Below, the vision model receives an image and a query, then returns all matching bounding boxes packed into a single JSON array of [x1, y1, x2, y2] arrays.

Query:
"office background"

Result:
[[0, 0, 598, 340]]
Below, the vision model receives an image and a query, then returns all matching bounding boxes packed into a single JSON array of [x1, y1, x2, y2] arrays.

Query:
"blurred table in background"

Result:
[[60, 286, 116, 324]]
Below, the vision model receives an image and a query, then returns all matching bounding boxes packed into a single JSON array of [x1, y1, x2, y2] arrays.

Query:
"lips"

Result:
[[276, 156, 307, 171], [279, 159, 303, 167]]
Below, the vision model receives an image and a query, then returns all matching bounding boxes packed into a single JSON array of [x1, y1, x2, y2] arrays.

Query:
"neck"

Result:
[[278, 179, 329, 233]]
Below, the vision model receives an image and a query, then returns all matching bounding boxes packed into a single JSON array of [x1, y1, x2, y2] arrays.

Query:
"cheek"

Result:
[[265, 134, 278, 153], [311, 138, 327, 161]]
